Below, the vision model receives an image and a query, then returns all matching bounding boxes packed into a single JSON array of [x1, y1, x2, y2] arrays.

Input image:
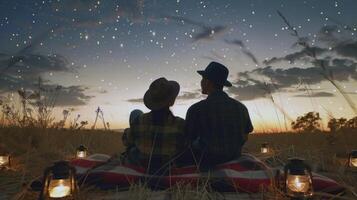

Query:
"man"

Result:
[[127, 77, 185, 175], [184, 61, 253, 170]]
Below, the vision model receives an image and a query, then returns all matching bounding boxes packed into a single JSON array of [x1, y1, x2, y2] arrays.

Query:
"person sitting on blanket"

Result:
[[178, 62, 254, 171], [126, 77, 185, 175], [122, 109, 143, 164]]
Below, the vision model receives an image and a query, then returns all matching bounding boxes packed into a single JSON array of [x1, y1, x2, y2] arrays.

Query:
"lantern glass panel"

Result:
[[76, 150, 87, 158], [351, 158, 357, 167], [48, 178, 71, 198], [287, 174, 311, 193], [0, 155, 9, 166], [261, 147, 269, 154]]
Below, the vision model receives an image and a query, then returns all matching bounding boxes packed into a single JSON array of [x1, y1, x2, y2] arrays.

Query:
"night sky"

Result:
[[0, 0, 357, 132]]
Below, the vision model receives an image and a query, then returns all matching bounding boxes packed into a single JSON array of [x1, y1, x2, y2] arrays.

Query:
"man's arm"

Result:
[[184, 105, 199, 147], [245, 108, 254, 134], [242, 106, 254, 144]]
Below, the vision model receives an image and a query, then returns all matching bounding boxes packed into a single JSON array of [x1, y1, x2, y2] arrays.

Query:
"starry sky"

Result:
[[0, 0, 357, 132]]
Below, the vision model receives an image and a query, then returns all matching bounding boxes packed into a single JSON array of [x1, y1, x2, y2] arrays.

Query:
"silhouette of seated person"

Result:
[[126, 77, 185, 175], [177, 62, 253, 171], [122, 109, 143, 163]]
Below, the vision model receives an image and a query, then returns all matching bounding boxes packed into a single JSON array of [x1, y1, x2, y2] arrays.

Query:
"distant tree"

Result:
[[345, 116, 357, 129], [291, 112, 321, 132], [327, 117, 347, 132]]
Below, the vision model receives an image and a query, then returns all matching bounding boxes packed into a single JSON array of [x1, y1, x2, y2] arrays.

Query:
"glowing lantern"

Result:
[[39, 161, 77, 199], [348, 150, 357, 168], [0, 154, 10, 168], [76, 145, 88, 158], [284, 158, 313, 199], [261, 142, 269, 154]]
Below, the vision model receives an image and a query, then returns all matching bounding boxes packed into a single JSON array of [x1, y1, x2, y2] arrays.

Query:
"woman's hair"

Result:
[[129, 109, 143, 125]]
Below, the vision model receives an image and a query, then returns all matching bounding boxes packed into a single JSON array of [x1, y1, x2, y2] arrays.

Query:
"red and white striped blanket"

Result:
[[70, 153, 345, 194]]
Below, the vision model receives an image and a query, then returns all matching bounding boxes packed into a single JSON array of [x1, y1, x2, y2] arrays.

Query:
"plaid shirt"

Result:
[[185, 90, 253, 158], [128, 110, 185, 162]]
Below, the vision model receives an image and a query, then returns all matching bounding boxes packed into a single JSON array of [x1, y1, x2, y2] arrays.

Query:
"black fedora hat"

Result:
[[144, 77, 180, 110], [197, 62, 232, 87]]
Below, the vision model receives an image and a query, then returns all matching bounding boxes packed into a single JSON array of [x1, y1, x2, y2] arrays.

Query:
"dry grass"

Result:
[[1, 127, 357, 199], [0, 127, 123, 199]]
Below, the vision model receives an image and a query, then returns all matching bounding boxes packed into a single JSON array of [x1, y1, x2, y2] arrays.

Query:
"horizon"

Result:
[[0, 0, 357, 132]]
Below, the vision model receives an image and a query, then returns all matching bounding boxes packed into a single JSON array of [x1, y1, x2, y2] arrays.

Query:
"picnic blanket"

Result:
[[70, 153, 345, 194]]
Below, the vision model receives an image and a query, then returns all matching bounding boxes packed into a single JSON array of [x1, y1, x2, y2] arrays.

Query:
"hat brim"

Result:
[[144, 81, 180, 110], [197, 70, 232, 87]]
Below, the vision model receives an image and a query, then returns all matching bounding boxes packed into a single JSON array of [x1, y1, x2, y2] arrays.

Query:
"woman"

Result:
[[127, 77, 185, 175]]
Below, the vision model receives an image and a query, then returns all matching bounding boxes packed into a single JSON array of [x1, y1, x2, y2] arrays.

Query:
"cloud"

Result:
[[0, 74, 93, 106], [201, 50, 226, 62], [0, 54, 73, 78], [163, 15, 227, 42], [294, 92, 335, 98], [224, 39, 246, 48], [0, 25, 65, 75], [127, 90, 203, 104], [227, 84, 272, 101], [127, 97, 143, 103], [227, 58, 357, 100], [0, 51, 91, 107], [225, 39, 259, 65], [317, 25, 341, 46], [334, 41, 357, 60], [263, 24, 357, 66], [176, 91, 203, 101], [192, 26, 226, 42], [55, 85, 93, 106], [241, 49, 259, 65], [263, 46, 327, 65], [98, 89, 108, 94]]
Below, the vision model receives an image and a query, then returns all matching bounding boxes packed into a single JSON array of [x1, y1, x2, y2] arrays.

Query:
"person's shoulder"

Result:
[[141, 112, 152, 118], [188, 99, 206, 111], [132, 112, 151, 125], [227, 95, 248, 110], [174, 115, 185, 121], [172, 115, 185, 125]]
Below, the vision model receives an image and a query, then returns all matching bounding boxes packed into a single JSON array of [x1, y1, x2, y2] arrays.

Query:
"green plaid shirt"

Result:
[[128, 110, 185, 161]]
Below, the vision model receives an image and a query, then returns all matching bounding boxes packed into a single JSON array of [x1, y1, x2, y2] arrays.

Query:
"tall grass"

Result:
[[1, 127, 357, 199], [0, 127, 123, 199]]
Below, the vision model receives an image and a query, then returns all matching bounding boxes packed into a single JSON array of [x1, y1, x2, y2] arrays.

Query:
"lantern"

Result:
[[348, 150, 357, 168], [284, 158, 313, 199], [0, 154, 10, 168], [261, 142, 269, 154], [76, 145, 88, 158], [39, 161, 77, 200]]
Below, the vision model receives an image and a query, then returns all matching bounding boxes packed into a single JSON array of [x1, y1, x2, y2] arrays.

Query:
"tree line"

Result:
[[291, 112, 357, 132]]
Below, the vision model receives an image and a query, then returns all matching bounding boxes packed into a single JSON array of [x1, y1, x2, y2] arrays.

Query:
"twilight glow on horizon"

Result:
[[0, 0, 356, 132]]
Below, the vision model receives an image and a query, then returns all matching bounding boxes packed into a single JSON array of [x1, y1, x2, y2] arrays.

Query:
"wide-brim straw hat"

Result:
[[144, 77, 180, 110]]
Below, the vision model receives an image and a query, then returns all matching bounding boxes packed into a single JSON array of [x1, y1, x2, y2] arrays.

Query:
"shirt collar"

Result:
[[207, 90, 227, 100]]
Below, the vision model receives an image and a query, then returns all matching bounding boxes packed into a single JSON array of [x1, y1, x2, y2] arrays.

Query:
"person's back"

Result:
[[130, 110, 184, 168], [183, 62, 253, 170], [187, 90, 252, 159], [126, 77, 184, 175]]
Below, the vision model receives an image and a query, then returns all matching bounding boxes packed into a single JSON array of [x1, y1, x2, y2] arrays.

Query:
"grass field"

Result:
[[0, 127, 357, 199]]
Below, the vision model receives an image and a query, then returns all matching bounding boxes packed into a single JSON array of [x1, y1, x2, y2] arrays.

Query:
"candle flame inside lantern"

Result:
[[48, 179, 71, 198], [76, 150, 87, 158], [287, 175, 311, 193], [351, 158, 357, 167], [0, 155, 9, 166], [261, 147, 269, 154]]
